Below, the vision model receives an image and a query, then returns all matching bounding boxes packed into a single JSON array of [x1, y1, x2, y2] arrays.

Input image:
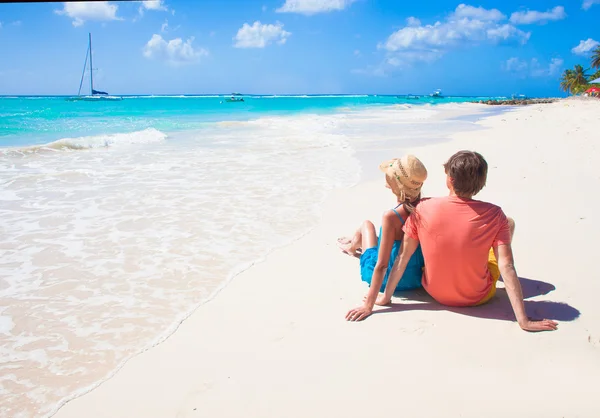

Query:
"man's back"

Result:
[[404, 196, 511, 306]]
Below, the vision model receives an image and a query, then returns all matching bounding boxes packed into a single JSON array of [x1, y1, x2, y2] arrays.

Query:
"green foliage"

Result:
[[592, 46, 600, 70], [559, 49, 600, 95]]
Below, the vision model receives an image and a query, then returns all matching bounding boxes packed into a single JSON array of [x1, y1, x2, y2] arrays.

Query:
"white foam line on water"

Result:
[[0, 128, 168, 154]]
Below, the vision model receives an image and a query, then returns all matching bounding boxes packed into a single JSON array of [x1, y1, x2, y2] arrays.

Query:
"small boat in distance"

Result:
[[405, 94, 421, 100], [66, 33, 122, 102], [223, 93, 245, 103], [430, 89, 443, 98]]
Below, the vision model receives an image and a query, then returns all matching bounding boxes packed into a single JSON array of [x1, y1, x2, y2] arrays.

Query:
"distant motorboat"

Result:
[[223, 93, 245, 103], [405, 94, 421, 100], [66, 33, 122, 102], [430, 89, 443, 98]]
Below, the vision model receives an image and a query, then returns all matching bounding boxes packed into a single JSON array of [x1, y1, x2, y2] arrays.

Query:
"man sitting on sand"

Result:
[[346, 150, 558, 332]]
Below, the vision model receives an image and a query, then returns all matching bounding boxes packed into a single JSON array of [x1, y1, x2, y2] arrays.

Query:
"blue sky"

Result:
[[0, 0, 599, 96]]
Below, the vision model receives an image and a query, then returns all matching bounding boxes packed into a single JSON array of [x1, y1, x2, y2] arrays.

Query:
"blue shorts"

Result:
[[359, 241, 424, 293]]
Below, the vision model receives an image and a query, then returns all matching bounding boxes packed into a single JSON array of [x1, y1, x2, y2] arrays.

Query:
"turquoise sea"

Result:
[[0, 95, 501, 148], [0, 95, 502, 418]]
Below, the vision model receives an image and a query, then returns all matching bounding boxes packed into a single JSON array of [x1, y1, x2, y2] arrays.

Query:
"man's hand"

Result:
[[497, 244, 559, 333], [345, 305, 373, 321], [519, 319, 558, 332]]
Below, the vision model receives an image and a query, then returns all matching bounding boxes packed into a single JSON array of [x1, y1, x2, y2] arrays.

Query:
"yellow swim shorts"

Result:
[[476, 248, 500, 305]]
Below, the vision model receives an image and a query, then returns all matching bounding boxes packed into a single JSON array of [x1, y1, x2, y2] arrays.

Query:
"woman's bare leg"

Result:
[[338, 220, 378, 258]]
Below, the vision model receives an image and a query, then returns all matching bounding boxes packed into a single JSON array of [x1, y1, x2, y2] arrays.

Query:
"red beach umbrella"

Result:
[[585, 87, 600, 93]]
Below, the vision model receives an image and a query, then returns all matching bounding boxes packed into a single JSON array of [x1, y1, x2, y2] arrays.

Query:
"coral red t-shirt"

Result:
[[403, 196, 512, 307]]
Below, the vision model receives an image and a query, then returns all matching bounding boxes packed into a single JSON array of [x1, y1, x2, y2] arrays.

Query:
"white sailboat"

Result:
[[67, 33, 122, 101]]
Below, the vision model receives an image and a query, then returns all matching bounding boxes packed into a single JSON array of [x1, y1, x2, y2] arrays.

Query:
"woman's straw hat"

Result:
[[379, 155, 427, 202]]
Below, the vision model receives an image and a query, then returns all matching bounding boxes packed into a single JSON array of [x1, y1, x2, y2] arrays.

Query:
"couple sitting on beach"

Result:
[[341, 151, 558, 332]]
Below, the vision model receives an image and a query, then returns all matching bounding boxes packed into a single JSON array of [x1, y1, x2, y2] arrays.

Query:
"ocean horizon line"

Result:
[[0, 93, 559, 99]]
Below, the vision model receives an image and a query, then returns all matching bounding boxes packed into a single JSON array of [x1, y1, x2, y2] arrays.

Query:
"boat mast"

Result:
[[77, 40, 90, 96], [89, 33, 93, 95]]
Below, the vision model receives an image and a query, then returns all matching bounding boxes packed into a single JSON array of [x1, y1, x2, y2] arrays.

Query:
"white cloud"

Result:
[[143, 34, 208, 65], [11, 21, 22, 26], [140, 0, 167, 11], [406, 17, 421, 26], [504, 57, 529, 72], [161, 20, 169, 33], [572, 38, 599, 55], [138, 0, 168, 18], [487, 24, 531, 42], [233, 21, 291, 48], [547, 58, 564, 76], [55, 1, 121, 27], [531, 58, 564, 77], [583, 0, 600, 10], [354, 49, 361, 56], [379, 4, 530, 66], [503, 57, 563, 77], [452, 4, 505, 21], [509, 6, 566, 25], [276, 0, 356, 15]]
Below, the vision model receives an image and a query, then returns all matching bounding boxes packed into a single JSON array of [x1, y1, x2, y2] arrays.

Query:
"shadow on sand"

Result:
[[373, 277, 580, 323]]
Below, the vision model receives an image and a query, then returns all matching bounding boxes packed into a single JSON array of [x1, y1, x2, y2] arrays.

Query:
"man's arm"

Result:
[[496, 244, 558, 332]]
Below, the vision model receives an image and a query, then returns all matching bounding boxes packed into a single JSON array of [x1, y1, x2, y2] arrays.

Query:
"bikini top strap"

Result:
[[392, 204, 405, 225]]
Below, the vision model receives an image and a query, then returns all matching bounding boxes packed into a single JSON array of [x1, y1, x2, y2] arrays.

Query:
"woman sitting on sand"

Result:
[[338, 155, 427, 296]]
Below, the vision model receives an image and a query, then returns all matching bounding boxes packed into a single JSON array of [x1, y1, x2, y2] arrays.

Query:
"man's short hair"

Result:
[[443, 151, 488, 198]]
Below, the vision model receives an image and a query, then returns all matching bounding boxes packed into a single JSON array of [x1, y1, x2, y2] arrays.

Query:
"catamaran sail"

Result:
[[68, 33, 122, 101]]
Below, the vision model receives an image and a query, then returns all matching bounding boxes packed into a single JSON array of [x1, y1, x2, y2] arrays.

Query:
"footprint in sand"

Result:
[[397, 320, 434, 335]]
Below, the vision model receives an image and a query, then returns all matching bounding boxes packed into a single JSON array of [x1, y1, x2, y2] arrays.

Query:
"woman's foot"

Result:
[[337, 237, 361, 258], [337, 237, 351, 245]]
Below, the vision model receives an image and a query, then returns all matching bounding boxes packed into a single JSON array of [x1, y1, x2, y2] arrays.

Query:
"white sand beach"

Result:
[[53, 99, 600, 418]]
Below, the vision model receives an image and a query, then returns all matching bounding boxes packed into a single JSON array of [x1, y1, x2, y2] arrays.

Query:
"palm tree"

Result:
[[560, 65, 590, 95], [573, 65, 589, 94], [560, 69, 575, 94], [592, 46, 600, 69]]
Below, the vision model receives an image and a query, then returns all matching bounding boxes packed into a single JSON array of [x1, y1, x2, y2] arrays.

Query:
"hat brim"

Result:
[[379, 160, 394, 174], [379, 158, 422, 202]]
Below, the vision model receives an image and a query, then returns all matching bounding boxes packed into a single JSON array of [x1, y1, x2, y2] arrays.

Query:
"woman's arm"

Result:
[[345, 213, 396, 321], [377, 235, 419, 305]]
